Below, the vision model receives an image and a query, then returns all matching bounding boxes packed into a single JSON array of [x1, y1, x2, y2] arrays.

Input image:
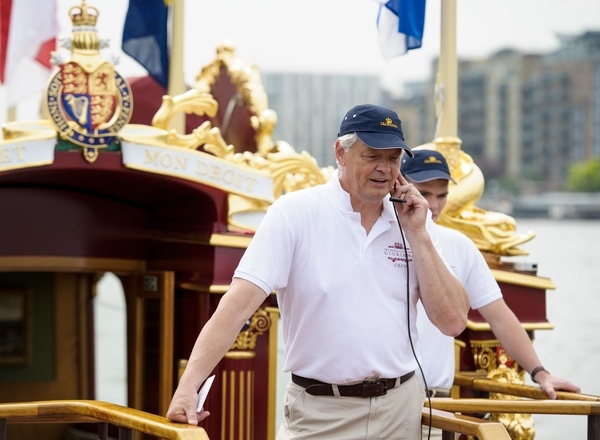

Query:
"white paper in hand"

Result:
[[196, 375, 215, 412]]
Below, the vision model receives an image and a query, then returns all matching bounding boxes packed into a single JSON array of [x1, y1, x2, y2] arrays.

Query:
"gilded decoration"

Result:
[[416, 137, 535, 256], [228, 308, 272, 355], [470, 341, 534, 440], [44, 0, 133, 162], [147, 42, 334, 231]]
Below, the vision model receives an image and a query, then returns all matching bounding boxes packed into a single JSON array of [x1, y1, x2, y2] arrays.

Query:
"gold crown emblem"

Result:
[[69, 0, 99, 27], [380, 117, 398, 128], [424, 156, 442, 164]]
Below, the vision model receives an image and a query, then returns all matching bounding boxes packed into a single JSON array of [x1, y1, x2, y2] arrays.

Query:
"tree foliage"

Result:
[[567, 159, 600, 192]]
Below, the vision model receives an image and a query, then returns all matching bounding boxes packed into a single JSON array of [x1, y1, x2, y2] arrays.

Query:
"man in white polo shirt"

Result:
[[166, 105, 470, 439], [401, 149, 581, 439]]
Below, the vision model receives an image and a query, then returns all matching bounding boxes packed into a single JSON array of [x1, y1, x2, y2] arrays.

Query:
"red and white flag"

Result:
[[0, 0, 58, 107]]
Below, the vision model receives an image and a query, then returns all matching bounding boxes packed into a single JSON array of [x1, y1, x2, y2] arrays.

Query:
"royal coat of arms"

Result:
[[45, 0, 133, 162]]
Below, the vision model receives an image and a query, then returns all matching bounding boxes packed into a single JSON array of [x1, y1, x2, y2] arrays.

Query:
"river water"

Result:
[[505, 218, 600, 439], [94, 218, 600, 439]]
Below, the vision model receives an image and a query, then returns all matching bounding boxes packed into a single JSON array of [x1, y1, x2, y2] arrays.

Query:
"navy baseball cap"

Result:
[[401, 149, 456, 183], [338, 104, 414, 157]]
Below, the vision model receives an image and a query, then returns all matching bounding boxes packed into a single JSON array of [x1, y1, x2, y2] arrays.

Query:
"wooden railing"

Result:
[[427, 399, 600, 439], [423, 408, 511, 439], [455, 373, 600, 402], [0, 400, 209, 440], [452, 373, 600, 438], [5, 396, 597, 439], [0, 399, 513, 440]]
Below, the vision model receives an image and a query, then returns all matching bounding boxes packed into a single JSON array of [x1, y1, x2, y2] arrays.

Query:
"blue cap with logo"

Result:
[[401, 149, 456, 183], [338, 104, 413, 157]]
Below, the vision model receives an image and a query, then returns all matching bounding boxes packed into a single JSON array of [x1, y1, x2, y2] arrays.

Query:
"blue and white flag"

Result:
[[375, 0, 426, 60]]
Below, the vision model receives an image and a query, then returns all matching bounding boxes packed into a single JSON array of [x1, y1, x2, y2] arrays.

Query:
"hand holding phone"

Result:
[[389, 181, 406, 203]]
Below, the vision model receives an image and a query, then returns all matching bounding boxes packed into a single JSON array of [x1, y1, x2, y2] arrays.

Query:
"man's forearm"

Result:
[[483, 302, 543, 374], [178, 279, 268, 390], [411, 236, 469, 336]]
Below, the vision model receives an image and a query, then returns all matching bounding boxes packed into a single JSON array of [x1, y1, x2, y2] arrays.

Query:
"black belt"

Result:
[[291, 371, 415, 397]]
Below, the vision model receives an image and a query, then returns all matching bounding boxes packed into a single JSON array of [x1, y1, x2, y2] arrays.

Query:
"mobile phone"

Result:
[[389, 181, 405, 203]]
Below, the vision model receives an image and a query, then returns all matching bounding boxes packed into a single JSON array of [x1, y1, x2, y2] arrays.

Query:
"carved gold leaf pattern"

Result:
[[415, 138, 536, 256], [231, 308, 272, 351], [470, 341, 535, 440]]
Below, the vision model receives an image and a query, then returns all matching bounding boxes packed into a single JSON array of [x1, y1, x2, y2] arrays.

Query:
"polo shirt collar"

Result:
[[328, 170, 397, 224]]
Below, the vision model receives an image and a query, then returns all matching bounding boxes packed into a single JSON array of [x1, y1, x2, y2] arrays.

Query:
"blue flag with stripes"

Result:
[[122, 0, 169, 88]]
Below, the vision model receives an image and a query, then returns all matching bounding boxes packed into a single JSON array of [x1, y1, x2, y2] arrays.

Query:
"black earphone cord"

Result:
[[391, 200, 433, 440]]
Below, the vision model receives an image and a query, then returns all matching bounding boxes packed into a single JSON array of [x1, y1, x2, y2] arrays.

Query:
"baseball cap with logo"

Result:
[[401, 149, 456, 183], [338, 104, 413, 157]]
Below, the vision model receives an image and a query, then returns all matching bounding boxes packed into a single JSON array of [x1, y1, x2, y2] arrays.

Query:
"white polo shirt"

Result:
[[416, 224, 502, 390], [235, 171, 446, 384]]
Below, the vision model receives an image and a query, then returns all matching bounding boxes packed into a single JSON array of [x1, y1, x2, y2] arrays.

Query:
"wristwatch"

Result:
[[530, 366, 549, 384]]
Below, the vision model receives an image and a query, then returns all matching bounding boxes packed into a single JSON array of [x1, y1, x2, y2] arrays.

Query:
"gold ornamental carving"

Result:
[[470, 340, 535, 440], [227, 308, 272, 357], [415, 137, 535, 256], [143, 42, 334, 232]]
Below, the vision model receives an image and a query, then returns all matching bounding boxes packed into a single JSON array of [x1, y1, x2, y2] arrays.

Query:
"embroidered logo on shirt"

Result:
[[384, 242, 413, 267]]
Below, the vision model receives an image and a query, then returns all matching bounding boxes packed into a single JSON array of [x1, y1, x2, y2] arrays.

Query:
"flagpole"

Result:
[[434, 0, 457, 139], [168, 0, 186, 133], [7, 105, 16, 123]]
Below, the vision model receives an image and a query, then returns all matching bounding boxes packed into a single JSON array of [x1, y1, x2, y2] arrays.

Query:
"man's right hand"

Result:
[[166, 387, 211, 425]]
